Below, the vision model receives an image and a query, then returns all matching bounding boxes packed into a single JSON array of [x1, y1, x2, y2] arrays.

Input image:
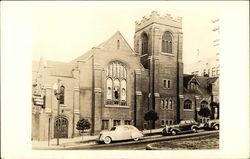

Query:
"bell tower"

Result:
[[134, 11, 184, 127]]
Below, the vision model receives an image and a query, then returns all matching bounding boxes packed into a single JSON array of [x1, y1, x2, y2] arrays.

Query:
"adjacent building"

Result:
[[32, 11, 219, 141]]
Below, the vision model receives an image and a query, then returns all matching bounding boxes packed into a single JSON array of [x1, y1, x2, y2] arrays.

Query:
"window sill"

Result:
[[161, 52, 175, 57], [183, 109, 193, 112], [105, 105, 130, 109], [60, 104, 66, 107]]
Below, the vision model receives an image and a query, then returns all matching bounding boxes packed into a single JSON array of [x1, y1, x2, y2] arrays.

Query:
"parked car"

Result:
[[204, 119, 219, 130], [162, 119, 199, 136], [97, 125, 144, 144]]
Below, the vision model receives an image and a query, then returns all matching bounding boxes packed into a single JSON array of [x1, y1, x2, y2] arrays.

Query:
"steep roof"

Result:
[[183, 74, 218, 95], [71, 31, 134, 63], [45, 60, 74, 77]]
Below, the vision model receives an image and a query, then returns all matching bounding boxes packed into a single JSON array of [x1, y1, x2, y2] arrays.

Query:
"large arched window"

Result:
[[141, 33, 148, 55], [59, 85, 65, 104], [162, 31, 172, 53], [184, 99, 192, 109], [106, 61, 127, 105]]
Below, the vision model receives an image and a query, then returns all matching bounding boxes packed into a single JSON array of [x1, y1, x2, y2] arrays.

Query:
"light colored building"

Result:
[[185, 18, 220, 77], [186, 56, 220, 77]]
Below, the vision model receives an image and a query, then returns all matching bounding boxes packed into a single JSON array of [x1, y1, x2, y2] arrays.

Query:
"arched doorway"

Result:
[[54, 117, 68, 138]]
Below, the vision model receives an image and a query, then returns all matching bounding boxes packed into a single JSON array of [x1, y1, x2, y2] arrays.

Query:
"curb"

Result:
[[146, 131, 219, 150]]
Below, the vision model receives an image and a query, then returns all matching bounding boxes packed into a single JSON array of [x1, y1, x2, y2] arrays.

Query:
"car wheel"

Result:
[[214, 125, 219, 130], [162, 129, 167, 136], [171, 130, 177, 136], [104, 136, 112, 144], [133, 138, 139, 141], [192, 127, 197, 133]]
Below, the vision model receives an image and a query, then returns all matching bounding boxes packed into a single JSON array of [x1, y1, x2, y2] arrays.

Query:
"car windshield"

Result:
[[110, 127, 116, 131]]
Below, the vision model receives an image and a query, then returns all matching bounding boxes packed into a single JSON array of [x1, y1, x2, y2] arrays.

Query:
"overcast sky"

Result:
[[32, 2, 219, 66]]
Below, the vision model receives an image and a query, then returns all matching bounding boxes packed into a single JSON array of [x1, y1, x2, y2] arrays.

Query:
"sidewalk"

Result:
[[32, 135, 98, 149], [32, 128, 164, 149]]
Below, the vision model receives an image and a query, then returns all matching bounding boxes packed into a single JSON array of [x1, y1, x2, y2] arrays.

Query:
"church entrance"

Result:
[[54, 117, 68, 138]]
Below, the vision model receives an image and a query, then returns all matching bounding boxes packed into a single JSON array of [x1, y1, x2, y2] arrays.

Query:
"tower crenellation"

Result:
[[135, 11, 182, 32]]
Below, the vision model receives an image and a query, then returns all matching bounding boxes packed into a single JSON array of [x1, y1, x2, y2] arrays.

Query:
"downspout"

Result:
[[91, 54, 95, 135], [176, 33, 180, 122]]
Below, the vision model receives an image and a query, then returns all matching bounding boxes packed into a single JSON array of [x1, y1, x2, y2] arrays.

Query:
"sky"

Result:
[[32, 1, 219, 67]]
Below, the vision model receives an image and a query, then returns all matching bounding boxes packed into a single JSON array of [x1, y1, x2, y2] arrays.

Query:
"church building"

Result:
[[32, 11, 219, 141]]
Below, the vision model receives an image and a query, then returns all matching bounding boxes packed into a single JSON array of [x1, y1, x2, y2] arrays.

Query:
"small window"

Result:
[[101, 120, 109, 130], [184, 100, 192, 109], [125, 120, 131, 125], [163, 79, 171, 89], [169, 99, 173, 109], [169, 120, 173, 125], [165, 99, 168, 109], [163, 80, 167, 88], [167, 80, 171, 89], [113, 120, 121, 126], [216, 66, 220, 75], [110, 127, 116, 131], [161, 120, 165, 126], [203, 69, 206, 76], [212, 67, 216, 76], [117, 40, 120, 49], [166, 120, 169, 125], [161, 99, 165, 110]]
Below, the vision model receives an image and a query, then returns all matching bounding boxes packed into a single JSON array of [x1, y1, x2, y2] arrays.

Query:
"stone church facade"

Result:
[[32, 11, 219, 141]]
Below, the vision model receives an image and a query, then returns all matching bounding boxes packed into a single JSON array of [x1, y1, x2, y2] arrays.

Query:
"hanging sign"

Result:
[[32, 94, 45, 107]]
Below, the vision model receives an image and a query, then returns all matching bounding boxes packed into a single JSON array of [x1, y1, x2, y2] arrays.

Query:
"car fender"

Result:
[[191, 125, 199, 130], [169, 128, 181, 132], [131, 131, 143, 139]]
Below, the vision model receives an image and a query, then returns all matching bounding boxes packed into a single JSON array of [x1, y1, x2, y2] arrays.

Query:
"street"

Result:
[[64, 130, 219, 150]]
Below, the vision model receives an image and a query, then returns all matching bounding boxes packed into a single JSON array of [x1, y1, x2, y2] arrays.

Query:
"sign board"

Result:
[[33, 94, 45, 107]]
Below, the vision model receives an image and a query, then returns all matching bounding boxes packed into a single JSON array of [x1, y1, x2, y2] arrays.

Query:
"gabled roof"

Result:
[[71, 31, 135, 63], [96, 31, 134, 52], [183, 74, 219, 95], [183, 74, 200, 88]]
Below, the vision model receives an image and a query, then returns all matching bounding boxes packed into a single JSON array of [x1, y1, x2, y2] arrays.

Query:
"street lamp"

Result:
[[53, 78, 61, 145]]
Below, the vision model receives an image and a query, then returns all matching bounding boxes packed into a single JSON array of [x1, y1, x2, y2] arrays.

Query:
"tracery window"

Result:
[[106, 61, 127, 105], [141, 33, 148, 55], [162, 31, 172, 53]]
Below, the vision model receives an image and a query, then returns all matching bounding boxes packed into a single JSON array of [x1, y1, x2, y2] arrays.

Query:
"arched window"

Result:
[[169, 99, 173, 109], [59, 85, 65, 104], [161, 99, 164, 110], [141, 33, 148, 55], [162, 31, 172, 53], [200, 101, 208, 109], [165, 99, 168, 109], [106, 78, 112, 104], [106, 61, 127, 105], [184, 100, 192, 109]]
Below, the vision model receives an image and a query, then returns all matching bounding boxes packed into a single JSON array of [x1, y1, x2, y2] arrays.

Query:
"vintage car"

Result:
[[97, 125, 144, 144], [162, 119, 199, 136], [204, 119, 219, 130]]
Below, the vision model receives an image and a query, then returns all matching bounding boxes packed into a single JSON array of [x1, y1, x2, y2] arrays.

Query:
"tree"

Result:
[[76, 118, 91, 141], [144, 110, 159, 133], [198, 107, 211, 122]]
